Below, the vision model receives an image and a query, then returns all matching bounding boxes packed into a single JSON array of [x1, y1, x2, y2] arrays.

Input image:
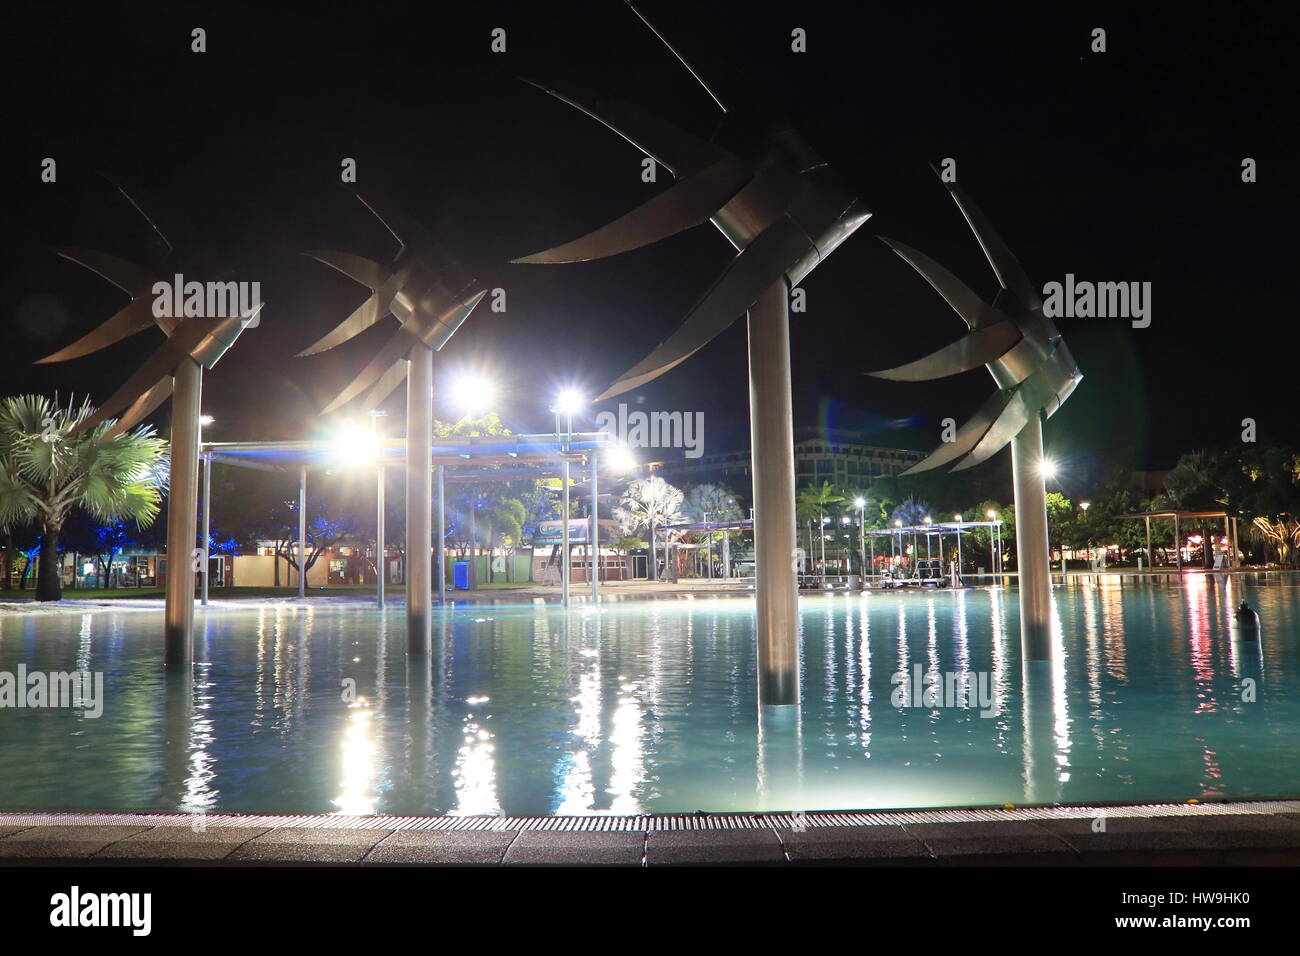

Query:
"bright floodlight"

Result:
[[199, 415, 215, 426], [1039, 458, 1058, 479], [895, 519, 902, 528], [986, 509, 996, 519], [451, 373, 497, 417], [924, 515, 932, 525], [1080, 501, 1091, 511], [555, 388, 584, 414], [955, 513, 963, 522], [854, 496, 865, 508], [607, 446, 637, 472], [335, 424, 379, 464]]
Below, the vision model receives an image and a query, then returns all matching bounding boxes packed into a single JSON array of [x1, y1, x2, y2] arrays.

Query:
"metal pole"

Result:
[[747, 281, 799, 705], [164, 358, 201, 671], [298, 465, 307, 599], [201, 450, 211, 606], [859, 505, 865, 582], [376, 463, 385, 609], [561, 460, 570, 606], [407, 346, 433, 654], [590, 452, 599, 603], [956, 521, 962, 581], [1010, 414, 1052, 660], [1173, 514, 1182, 573], [436, 465, 446, 605]]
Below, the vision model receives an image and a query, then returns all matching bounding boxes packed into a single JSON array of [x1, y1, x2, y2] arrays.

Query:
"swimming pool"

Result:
[[1, 573, 1296, 816]]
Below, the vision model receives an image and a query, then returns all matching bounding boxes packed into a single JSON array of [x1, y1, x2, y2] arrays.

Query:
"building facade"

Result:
[[654, 428, 927, 493]]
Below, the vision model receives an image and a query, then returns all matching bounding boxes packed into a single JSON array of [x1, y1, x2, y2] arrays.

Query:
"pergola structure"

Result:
[[197, 431, 615, 614], [866, 520, 1005, 581], [1118, 510, 1241, 572], [660, 518, 755, 580]]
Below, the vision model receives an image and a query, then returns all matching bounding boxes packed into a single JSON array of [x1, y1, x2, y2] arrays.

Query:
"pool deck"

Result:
[[3, 801, 1298, 866]]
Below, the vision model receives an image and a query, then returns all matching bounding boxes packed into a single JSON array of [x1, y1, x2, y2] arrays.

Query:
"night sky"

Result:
[[3, 1, 1296, 491]]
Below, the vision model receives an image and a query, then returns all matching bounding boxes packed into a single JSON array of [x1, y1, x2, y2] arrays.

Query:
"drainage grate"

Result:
[[1, 800, 1296, 833]]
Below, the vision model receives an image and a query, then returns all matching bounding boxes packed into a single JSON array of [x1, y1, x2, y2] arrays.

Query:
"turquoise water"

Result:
[[0, 573, 1297, 816]]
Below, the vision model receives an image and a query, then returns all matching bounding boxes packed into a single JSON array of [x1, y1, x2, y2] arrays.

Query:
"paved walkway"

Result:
[[3, 802, 1298, 865]]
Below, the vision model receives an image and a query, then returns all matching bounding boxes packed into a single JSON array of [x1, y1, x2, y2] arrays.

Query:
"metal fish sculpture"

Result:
[[298, 188, 486, 414], [37, 177, 261, 438], [870, 167, 1082, 473]]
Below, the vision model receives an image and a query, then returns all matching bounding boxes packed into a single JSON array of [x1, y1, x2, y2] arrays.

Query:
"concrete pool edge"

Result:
[[4, 800, 1300, 865]]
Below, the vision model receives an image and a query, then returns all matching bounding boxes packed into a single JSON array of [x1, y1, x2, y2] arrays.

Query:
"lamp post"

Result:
[[198, 415, 214, 607], [369, 409, 388, 608], [1080, 500, 1092, 570], [854, 497, 866, 583], [555, 389, 582, 606], [986, 508, 1000, 577], [954, 514, 963, 585]]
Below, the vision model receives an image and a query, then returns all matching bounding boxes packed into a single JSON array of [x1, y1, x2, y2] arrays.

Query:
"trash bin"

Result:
[[453, 561, 469, 590]]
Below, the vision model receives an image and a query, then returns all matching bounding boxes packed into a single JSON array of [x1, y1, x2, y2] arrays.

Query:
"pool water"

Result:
[[1, 573, 1297, 816]]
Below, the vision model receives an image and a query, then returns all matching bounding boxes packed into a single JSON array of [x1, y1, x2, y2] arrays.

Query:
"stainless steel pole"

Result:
[[376, 463, 385, 609], [407, 346, 433, 654], [561, 459, 570, 607], [1011, 415, 1052, 660], [164, 359, 202, 671], [298, 465, 307, 599], [436, 464, 446, 605], [590, 452, 599, 604], [747, 281, 799, 705], [201, 449, 211, 606]]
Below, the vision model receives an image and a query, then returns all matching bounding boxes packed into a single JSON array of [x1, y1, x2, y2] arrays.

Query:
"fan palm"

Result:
[[0, 394, 168, 601], [613, 476, 684, 581]]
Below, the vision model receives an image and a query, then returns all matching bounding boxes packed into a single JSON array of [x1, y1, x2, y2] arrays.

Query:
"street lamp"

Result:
[[552, 389, 585, 606], [954, 513, 963, 583], [450, 372, 497, 420], [986, 508, 1001, 576], [369, 409, 388, 609], [854, 496, 867, 583]]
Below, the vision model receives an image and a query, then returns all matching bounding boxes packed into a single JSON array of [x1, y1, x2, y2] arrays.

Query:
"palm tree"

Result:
[[613, 476, 683, 580], [0, 395, 167, 601], [796, 481, 844, 574]]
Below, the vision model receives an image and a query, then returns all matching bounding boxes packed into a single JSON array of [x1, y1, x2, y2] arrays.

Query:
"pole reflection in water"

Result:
[[757, 703, 804, 811], [1021, 595, 1070, 806]]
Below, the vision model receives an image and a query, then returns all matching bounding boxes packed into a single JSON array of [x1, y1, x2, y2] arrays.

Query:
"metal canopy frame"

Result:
[[196, 432, 616, 610]]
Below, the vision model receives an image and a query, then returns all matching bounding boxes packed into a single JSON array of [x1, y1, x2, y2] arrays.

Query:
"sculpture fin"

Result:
[[869, 320, 1020, 382], [513, 157, 749, 263], [321, 326, 423, 415], [899, 389, 1014, 475], [521, 77, 730, 177], [880, 237, 996, 330], [596, 218, 810, 400], [931, 167, 1040, 310]]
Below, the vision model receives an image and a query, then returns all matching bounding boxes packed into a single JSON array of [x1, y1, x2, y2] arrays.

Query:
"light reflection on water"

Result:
[[0, 572, 1296, 816]]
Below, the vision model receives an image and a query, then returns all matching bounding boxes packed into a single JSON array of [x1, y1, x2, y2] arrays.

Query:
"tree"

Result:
[[797, 481, 844, 571], [0, 395, 167, 601], [613, 476, 683, 580]]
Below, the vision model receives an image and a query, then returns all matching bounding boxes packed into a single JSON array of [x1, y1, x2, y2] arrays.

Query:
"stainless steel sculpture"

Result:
[[869, 168, 1083, 659], [299, 189, 486, 654], [515, 4, 869, 704], [37, 178, 260, 670]]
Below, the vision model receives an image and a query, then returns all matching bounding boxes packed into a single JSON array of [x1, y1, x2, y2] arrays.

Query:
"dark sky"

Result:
[[3, 0, 1296, 485]]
